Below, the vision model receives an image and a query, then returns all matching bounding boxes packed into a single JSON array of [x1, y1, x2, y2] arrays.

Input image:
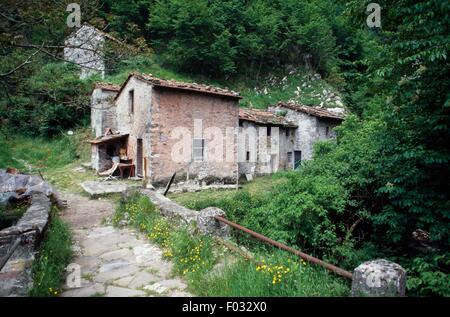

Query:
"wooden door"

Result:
[[136, 139, 143, 177]]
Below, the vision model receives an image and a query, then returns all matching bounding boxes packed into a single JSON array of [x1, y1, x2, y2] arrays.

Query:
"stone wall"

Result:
[[238, 121, 295, 177], [64, 24, 105, 79], [91, 143, 116, 172], [139, 189, 229, 238], [91, 88, 118, 137], [0, 170, 55, 297], [0, 193, 51, 297], [115, 77, 153, 177], [269, 106, 340, 161]]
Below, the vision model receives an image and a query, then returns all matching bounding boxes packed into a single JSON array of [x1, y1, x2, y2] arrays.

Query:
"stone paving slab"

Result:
[[60, 193, 192, 297]]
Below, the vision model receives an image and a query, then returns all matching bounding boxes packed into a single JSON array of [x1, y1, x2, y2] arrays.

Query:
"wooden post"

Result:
[[143, 157, 148, 188]]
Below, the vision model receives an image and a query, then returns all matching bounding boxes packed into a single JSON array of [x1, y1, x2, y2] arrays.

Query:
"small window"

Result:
[[129, 90, 134, 114], [239, 120, 243, 127], [246, 151, 250, 162], [267, 126, 271, 136], [193, 138, 205, 161]]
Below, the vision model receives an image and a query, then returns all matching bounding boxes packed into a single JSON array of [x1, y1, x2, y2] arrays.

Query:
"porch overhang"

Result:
[[88, 133, 129, 145]]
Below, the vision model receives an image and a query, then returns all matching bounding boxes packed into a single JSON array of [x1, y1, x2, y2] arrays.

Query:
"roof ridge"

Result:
[[239, 107, 297, 127], [275, 101, 345, 120], [128, 72, 241, 98]]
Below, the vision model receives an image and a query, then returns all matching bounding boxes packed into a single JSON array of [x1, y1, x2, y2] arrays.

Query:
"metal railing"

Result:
[[214, 215, 353, 280]]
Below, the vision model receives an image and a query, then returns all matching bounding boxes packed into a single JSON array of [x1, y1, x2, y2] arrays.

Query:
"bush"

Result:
[[403, 254, 450, 297], [29, 212, 73, 297], [0, 63, 92, 137]]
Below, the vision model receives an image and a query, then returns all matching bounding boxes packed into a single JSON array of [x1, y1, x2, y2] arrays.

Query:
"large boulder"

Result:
[[351, 259, 406, 297]]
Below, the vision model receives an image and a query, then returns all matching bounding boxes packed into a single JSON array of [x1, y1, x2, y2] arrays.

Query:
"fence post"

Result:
[[351, 259, 406, 297]]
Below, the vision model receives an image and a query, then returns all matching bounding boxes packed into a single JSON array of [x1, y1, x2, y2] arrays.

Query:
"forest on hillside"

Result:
[[0, 0, 449, 296]]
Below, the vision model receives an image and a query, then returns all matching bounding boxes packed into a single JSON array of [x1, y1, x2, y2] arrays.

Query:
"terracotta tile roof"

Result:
[[115, 72, 241, 100], [276, 102, 345, 121], [93, 82, 121, 91], [239, 108, 297, 127]]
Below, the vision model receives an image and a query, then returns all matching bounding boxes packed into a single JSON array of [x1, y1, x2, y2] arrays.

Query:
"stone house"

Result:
[[64, 23, 124, 79], [238, 108, 297, 177], [269, 102, 345, 161], [89, 72, 241, 187]]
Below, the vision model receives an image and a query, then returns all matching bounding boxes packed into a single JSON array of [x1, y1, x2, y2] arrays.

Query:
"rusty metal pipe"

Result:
[[214, 215, 353, 280]]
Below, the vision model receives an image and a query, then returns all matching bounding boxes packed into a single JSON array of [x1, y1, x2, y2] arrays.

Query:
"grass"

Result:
[[194, 251, 350, 297], [168, 174, 288, 211], [113, 192, 350, 297], [0, 127, 96, 192], [0, 127, 147, 194], [0, 127, 139, 194], [0, 128, 90, 173], [29, 210, 73, 297]]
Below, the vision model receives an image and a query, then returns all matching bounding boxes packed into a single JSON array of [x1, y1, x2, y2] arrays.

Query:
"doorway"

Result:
[[136, 138, 143, 177], [270, 154, 278, 173], [294, 151, 301, 169]]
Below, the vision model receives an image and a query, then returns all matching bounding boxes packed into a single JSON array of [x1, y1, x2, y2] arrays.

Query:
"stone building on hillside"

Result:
[[64, 23, 125, 79], [238, 108, 297, 177], [269, 102, 345, 161], [89, 72, 241, 186]]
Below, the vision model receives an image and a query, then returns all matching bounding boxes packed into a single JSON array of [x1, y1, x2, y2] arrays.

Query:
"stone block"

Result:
[[197, 207, 230, 238], [351, 259, 406, 297]]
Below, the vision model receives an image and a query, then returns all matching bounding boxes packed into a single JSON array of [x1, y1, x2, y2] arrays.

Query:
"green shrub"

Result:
[[404, 254, 450, 297], [1, 63, 92, 137], [29, 213, 73, 297]]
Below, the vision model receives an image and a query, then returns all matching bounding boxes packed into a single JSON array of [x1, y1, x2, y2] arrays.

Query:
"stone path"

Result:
[[59, 193, 192, 297]]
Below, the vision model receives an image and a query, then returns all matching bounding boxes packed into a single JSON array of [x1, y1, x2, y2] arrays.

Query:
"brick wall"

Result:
[[150, 87, 239, 186]]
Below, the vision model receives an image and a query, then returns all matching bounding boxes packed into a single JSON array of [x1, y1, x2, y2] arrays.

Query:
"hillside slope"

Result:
[[103, 55, 344, 110]]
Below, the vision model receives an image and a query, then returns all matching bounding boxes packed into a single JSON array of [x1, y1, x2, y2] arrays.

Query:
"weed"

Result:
[[29, 213, 73, 297]]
